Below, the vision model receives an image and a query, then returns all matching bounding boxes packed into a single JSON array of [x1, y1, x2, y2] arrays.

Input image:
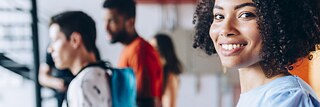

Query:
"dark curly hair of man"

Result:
[[193, 0, 320, 78]]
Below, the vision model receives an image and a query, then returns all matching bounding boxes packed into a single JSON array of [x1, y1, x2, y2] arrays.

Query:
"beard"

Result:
[[109, 28, 128, 44]]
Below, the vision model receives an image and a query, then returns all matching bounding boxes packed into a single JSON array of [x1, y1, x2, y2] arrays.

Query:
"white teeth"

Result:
[[221, 44, 245, 50], [228, 45, 232, 50]]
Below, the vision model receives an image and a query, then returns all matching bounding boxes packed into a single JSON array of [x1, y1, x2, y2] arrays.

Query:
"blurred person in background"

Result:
[[39, 51, 74, 107], [48, 11, 111, 107], [103, 0, 163, 106], [149, 33, 183, 107]]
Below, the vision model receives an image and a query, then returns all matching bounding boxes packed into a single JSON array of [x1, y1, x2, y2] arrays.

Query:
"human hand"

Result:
[[52, 79, 66, 92]]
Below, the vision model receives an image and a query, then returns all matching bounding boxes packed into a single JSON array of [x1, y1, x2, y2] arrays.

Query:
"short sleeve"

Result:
[[45, 52, 55, 67], [265, 89, 319, 107], [81, 69, 112, 107], [129, 43, 163, 97]]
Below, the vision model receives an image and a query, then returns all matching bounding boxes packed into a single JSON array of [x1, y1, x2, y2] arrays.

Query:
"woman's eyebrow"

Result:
[[214, 5, 223, 10], [214, 2, 256, 10], [235, 2, 256, 10]]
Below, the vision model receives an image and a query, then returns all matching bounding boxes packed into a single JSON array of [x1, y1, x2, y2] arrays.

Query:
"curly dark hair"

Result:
[[193, 0, 320, 78]]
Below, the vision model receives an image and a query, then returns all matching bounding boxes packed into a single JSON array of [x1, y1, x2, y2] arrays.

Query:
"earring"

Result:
[[223, 66, 227, 74], [316, 44, 320, 51]]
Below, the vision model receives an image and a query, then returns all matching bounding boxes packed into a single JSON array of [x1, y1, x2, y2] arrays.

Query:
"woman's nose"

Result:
[[218, 19, 237, 37]]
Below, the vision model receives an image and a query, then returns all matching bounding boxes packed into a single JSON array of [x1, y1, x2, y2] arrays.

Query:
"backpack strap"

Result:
[[75, 61, 111, 76]]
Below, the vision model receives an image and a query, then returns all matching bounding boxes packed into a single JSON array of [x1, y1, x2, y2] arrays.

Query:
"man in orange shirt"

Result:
[[103, 0, 163, 106]]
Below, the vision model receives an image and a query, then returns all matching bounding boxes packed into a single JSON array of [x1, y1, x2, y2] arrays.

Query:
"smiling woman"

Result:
[[210, 1, 262, 69], [193, 0, 320, 106]]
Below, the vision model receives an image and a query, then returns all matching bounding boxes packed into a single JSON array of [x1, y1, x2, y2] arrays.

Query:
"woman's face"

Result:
[[210, 0, 262, 69]]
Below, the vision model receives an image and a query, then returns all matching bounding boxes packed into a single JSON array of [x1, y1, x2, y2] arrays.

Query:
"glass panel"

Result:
[[0, 0, 35, 107]]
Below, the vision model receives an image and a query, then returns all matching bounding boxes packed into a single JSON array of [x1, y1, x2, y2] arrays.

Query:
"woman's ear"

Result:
[[69, 32, 83, 49]]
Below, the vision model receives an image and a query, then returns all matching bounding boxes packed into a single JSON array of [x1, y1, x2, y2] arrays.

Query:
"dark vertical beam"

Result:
[[30, 0, 41, 107]]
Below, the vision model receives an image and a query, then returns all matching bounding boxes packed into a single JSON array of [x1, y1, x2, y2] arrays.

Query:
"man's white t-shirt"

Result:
[[63, 66, 112, 107]]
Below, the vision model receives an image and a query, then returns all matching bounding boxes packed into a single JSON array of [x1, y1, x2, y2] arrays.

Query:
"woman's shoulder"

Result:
[[167, 72, 179, 82], [264, 75, 319, 107], [267, 76, 315, 95]]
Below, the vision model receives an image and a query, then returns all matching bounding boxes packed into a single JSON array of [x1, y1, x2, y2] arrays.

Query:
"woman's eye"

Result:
[[214, 14, 224, 20], [238, 12, 256, 19]]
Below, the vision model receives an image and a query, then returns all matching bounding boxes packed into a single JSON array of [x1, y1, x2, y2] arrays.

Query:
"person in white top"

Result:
[[47, 11, 112, 107]]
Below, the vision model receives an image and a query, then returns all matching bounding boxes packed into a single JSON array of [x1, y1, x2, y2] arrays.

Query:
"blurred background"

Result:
[[0, 0, 318, 107]]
